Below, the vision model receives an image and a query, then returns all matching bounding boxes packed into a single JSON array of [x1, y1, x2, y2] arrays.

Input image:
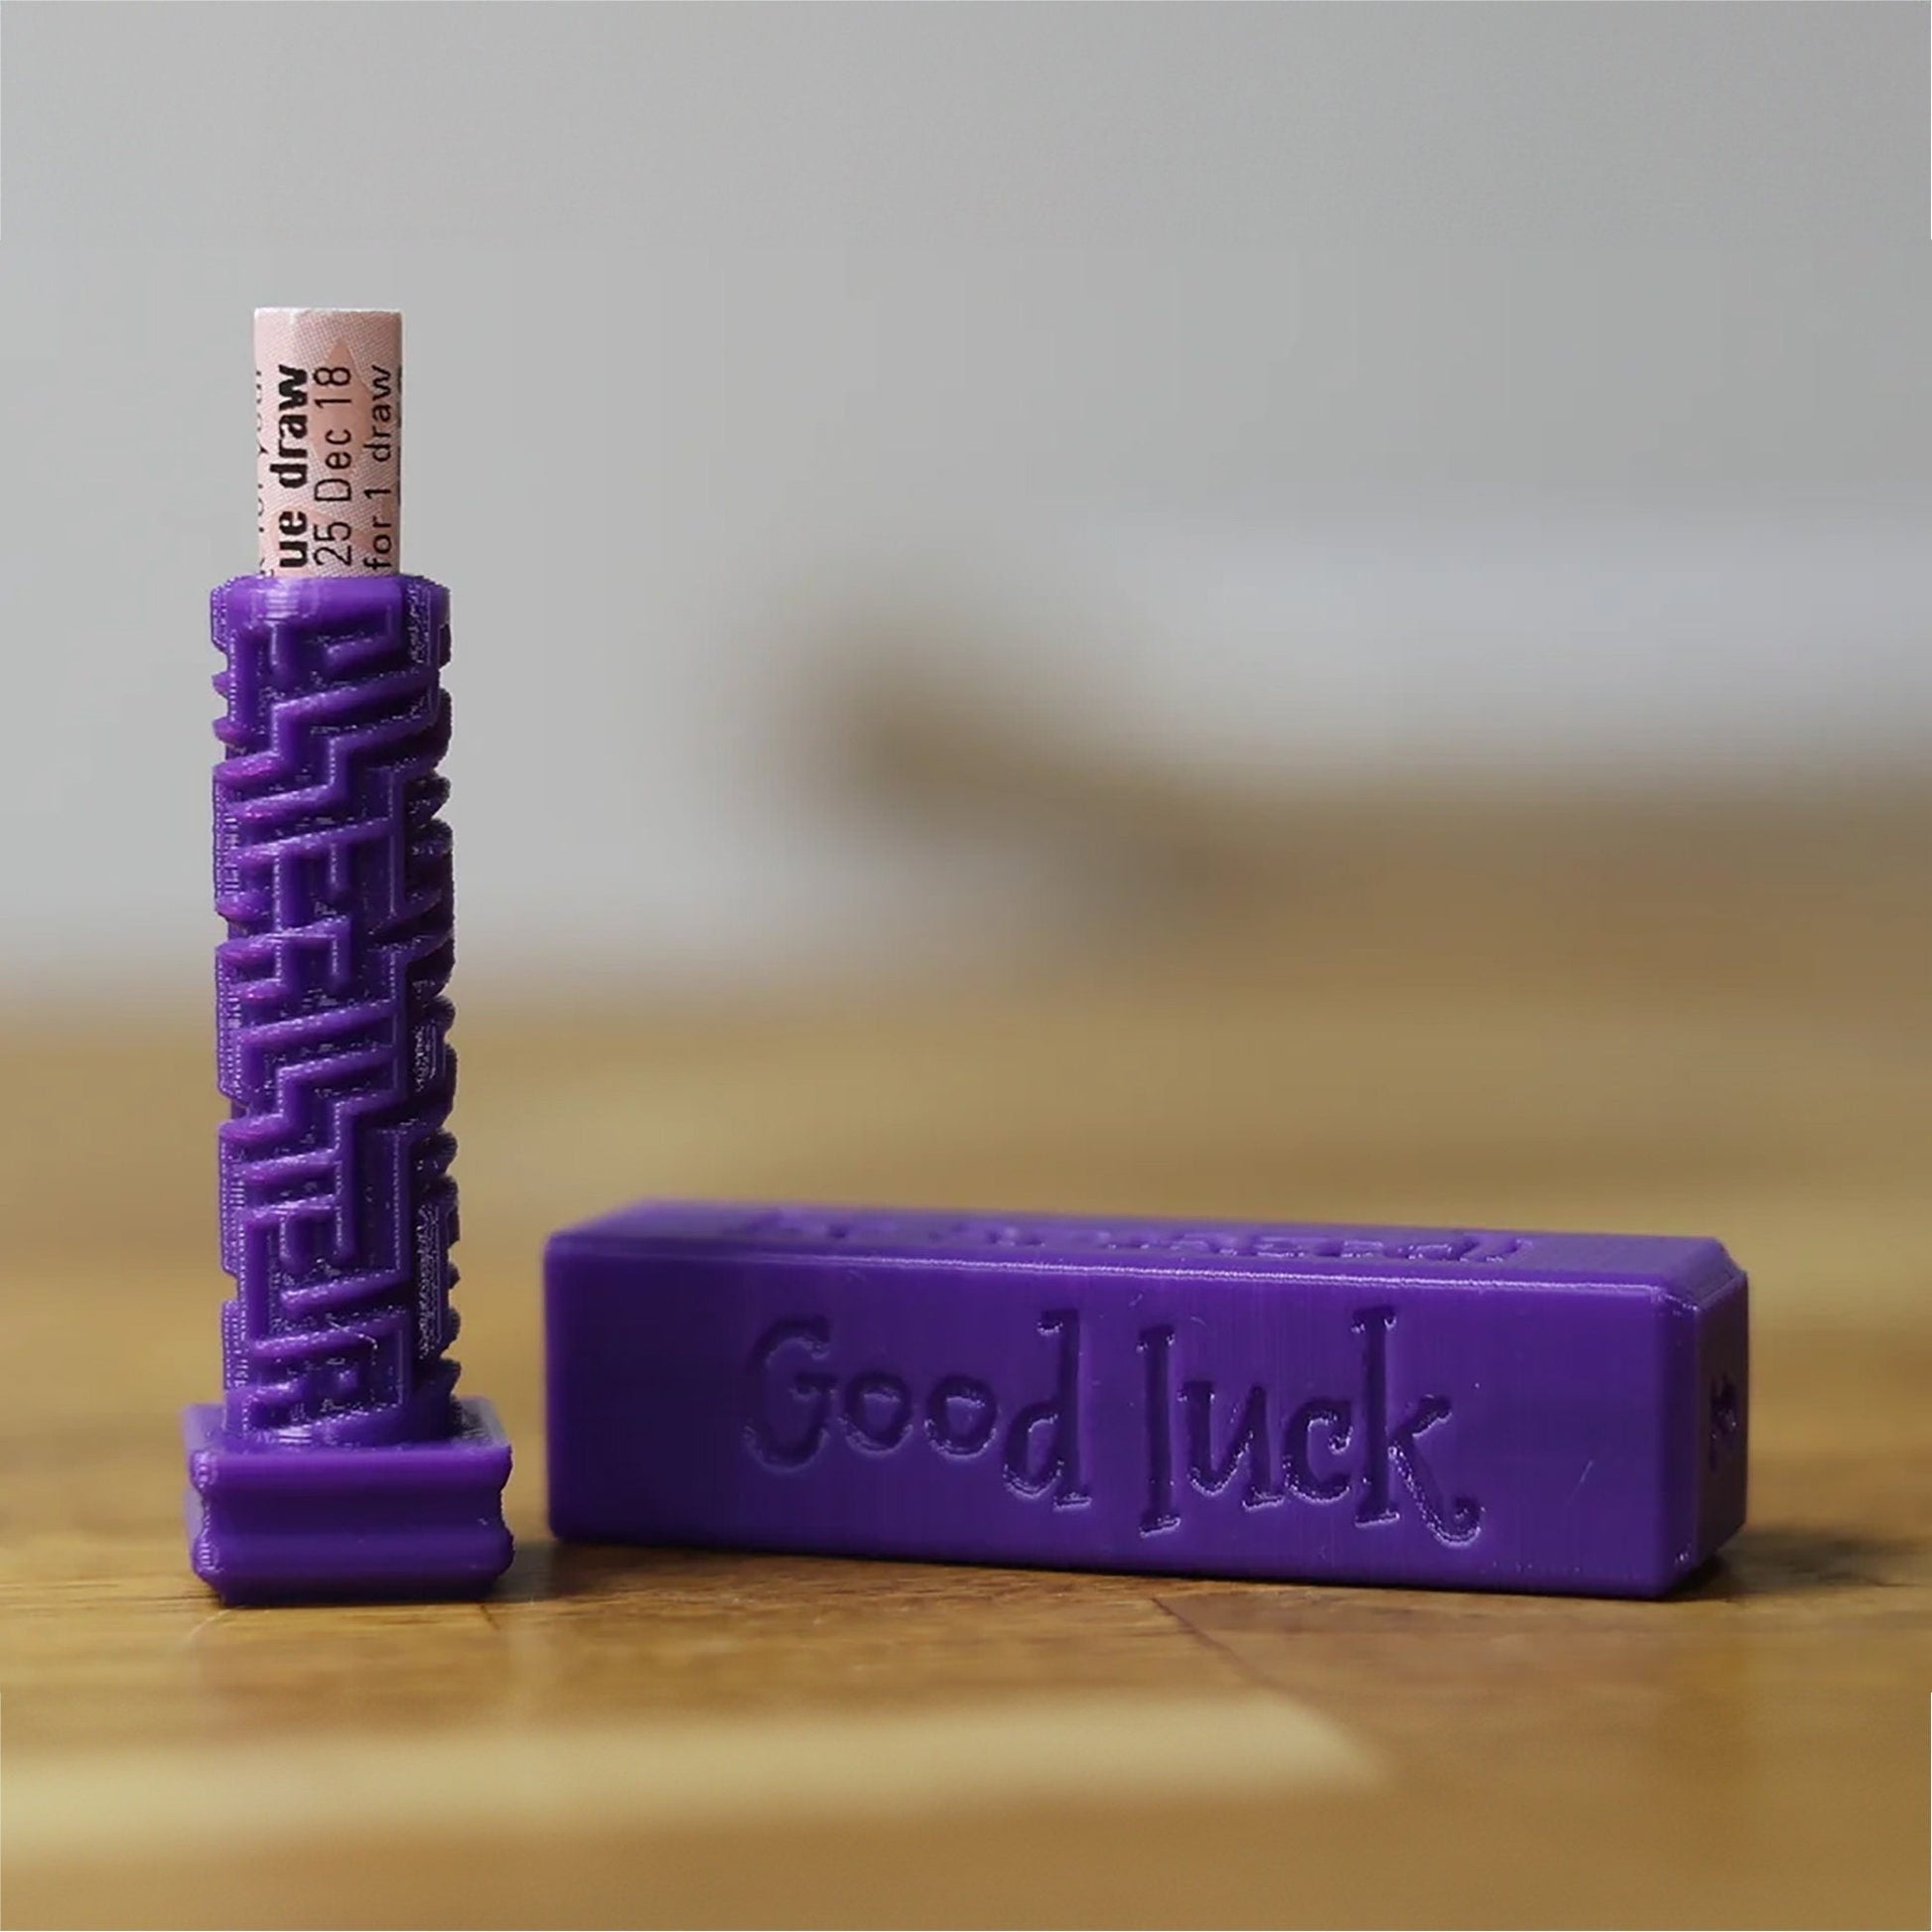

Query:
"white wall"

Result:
[[2, 4, 1927, 994]]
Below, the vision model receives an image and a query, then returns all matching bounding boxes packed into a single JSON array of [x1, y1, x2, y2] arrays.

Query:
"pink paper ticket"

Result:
[[254, 309, 402, 575]]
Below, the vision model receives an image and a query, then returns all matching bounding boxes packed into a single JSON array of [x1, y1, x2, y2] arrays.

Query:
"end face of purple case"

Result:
[[546, 1204, 1748, 1598]]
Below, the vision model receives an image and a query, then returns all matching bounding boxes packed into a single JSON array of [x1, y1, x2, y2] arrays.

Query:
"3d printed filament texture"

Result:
[[184, 575, 512, 1603]]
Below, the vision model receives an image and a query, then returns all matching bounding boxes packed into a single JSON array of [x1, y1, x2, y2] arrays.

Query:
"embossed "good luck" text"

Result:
[[744, 1308, 1481, 1545]]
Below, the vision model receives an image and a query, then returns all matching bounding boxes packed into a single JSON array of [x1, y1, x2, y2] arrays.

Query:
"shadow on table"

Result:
[[1678, 1523, 1917, 1600], [506, 1522, 1922, 1611]]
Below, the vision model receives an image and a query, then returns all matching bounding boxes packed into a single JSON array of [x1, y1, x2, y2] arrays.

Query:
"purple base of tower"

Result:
[[184, 1399, 513, 1605]]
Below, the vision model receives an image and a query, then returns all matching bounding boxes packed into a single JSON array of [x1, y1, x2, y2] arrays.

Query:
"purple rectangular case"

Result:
[[546, 1203, 1747, 1597]]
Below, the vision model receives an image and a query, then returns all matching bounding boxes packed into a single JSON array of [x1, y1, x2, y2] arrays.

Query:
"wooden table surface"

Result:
[[2, 794, 1927, 1927]]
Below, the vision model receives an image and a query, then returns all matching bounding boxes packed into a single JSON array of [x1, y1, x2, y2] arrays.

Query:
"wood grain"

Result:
[[1, 795, 1926, 1927]]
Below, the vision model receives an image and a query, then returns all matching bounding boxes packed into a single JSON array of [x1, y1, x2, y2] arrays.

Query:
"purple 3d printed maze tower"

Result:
[[184, 311, 511, 1603]]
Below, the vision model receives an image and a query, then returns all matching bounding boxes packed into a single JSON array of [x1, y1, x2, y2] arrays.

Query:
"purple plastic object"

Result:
[[184, 575, 512, 1604], [547, 1202, 1747, 1597]]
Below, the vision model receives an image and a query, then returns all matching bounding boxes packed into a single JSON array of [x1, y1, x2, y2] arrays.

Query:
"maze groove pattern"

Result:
[[211, 574, 464, 1447]]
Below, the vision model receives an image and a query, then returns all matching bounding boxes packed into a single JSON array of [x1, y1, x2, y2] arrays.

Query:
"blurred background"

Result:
[[3, 1, 1926, 1324], [1, 0, 1927, 1299], [2, 2, 1929, 993], [3, 7, 1928, 1925]]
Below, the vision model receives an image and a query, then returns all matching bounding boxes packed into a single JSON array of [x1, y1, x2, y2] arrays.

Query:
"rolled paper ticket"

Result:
[[255, 308, 402, 575], [546, 1202, 1750, 1598]]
